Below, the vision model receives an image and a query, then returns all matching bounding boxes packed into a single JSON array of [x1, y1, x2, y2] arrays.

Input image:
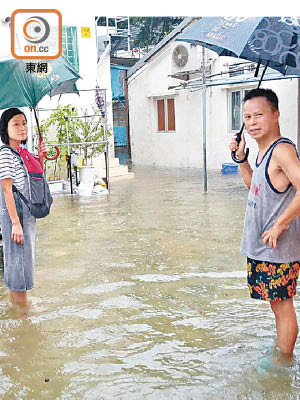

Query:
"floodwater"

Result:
[[0, 166, 300, 400]]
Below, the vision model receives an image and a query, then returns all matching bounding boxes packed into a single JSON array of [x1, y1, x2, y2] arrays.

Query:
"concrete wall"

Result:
[[39, 14, 98, 113], [128, 38, 299, 170], [207, 78, 298, 170], [96, 44, 114, 159], [128, 40, 204, 168]]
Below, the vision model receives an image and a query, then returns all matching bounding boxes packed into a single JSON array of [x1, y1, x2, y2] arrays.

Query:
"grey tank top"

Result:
[[240, 137, 300, 263]]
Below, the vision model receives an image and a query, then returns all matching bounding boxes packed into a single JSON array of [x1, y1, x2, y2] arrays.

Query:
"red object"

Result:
[[17, 146, 44, 173], [38, 135, 60, 161]]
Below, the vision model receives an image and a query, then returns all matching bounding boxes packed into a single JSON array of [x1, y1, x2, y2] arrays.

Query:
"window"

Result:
[[157, 98, 176, 133], [229, 89, 251, 132], [62, 26, 79, 72]]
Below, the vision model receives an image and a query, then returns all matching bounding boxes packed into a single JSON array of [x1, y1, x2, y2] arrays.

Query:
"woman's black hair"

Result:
[[0, 108, 27, 145]]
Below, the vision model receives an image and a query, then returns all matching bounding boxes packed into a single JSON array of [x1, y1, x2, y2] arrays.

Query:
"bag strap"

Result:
[[1, 145, 31, 210], [12, 185, 31, 210]]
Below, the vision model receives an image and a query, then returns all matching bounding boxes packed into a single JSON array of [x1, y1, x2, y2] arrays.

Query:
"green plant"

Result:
[[39, 105, 110, 166], [75, 106, 108, 165], [39, 104, 81, 145]]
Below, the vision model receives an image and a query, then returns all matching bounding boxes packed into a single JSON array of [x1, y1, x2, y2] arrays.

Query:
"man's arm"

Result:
[[262, 143, 300, 248], [239, 160, 253, 189]]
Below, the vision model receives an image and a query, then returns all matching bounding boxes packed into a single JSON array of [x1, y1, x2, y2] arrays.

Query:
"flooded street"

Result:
[[1, 166, 300, 399]]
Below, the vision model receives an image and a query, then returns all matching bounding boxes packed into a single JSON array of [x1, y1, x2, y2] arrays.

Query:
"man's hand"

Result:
[[262, 222, 289, 249], [229, 133, 246, 160]]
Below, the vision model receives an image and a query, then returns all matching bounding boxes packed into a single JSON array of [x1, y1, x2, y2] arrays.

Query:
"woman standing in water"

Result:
[[0, 108, 46, 308]]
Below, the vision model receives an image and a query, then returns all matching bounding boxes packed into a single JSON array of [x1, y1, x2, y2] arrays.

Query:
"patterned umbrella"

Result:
[[177, 17, 300, 163], [177, 17, 300, 75]]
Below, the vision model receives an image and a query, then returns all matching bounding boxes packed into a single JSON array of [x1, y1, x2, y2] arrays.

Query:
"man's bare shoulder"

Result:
[[271, 141, 300, 180], [272, 142, 298, 161]]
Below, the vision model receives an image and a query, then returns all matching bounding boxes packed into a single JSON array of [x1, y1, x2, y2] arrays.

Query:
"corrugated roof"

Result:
[[127, 17, 197, 79], [111, 57, 139, 68]]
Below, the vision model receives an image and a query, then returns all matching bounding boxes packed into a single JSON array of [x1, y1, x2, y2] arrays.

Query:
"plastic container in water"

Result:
[[80, 166, 96, 182], [221, 163, 238, 174], [78, 166, 96, 196], [77, 181, 94, 196]]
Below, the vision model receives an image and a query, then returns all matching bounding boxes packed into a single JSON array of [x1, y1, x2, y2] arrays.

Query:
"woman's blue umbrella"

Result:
[[177, 17, 300, 162]]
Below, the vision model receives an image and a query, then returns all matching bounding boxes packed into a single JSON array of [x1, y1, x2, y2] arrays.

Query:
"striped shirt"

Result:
[[0, 147, 25, 190]]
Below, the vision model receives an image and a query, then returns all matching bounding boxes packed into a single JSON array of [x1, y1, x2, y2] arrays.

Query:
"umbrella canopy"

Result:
[[0, 55, 80, 110], [177, 17, 300, 75], [177, 17, 300, 171], [49, 78, 79, 97]]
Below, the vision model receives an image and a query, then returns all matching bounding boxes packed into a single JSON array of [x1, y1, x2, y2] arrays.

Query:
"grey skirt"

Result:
[[0, 177, 36, 292]]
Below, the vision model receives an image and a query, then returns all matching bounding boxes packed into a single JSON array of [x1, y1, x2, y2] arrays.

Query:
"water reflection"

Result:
[[0, 166, 299, 399]]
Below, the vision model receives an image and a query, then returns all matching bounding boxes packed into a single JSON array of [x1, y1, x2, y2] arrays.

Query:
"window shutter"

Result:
[[157, 99, 165, 131], [167, 99, 175, 131]]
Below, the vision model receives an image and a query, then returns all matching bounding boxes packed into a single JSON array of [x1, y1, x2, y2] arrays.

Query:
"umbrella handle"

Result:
[[231, 123, 249, 164], [231, 148, 249, 163], [43, 146, 60, 161], [38, 136, 60, 161], [34, 107, 60, 162]]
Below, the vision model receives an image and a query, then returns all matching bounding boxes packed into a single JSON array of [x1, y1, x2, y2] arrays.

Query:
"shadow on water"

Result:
[[0, 166, 300, 399]]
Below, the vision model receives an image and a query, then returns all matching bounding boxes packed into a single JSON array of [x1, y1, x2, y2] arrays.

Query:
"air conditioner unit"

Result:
[[171, 43, 199, 75]]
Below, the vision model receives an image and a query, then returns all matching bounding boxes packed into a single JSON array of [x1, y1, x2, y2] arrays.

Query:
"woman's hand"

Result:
[[11, 221, 24, 244], [39, 140, 48, 154], [229, 133, 246, 160]]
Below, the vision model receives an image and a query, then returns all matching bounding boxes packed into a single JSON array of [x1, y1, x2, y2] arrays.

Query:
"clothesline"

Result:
[[48, 141, 107, 147]]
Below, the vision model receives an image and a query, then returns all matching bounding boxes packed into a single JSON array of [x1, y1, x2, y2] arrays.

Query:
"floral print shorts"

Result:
[[247, 257, 299, 302]]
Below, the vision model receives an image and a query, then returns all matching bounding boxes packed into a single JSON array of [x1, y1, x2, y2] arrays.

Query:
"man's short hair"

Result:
[[243, 88, 279, 111]]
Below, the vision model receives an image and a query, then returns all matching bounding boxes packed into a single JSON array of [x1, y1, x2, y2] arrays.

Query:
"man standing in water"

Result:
[[230, 88, 300, 365]]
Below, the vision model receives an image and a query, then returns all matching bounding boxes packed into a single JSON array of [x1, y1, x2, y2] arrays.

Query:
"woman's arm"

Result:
[[1, 178, 24, 244]]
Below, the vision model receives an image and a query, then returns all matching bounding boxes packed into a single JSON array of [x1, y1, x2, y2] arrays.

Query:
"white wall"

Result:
[[207, 78, 298, 170], [128, 38, 299, 170], [128, 40, 204, 168], [0, 16, 11, 56], [96, 44, 114, 159], [39, 14, 98, 113]]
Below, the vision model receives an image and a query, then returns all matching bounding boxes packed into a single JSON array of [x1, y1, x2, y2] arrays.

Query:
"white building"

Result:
[[127, 18, 300, 170]]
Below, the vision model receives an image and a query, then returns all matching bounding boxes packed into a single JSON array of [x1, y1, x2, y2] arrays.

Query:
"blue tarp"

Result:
[[111, 64, 130, 99], [114, 126, 127, 147]]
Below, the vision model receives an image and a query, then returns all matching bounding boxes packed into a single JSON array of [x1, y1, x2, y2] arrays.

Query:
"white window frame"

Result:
[[156, 97, 176, 134], [228, 88, 254, 133]]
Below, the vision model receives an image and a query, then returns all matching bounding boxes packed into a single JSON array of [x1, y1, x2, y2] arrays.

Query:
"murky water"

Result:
[[1, 166, 300, 400]]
